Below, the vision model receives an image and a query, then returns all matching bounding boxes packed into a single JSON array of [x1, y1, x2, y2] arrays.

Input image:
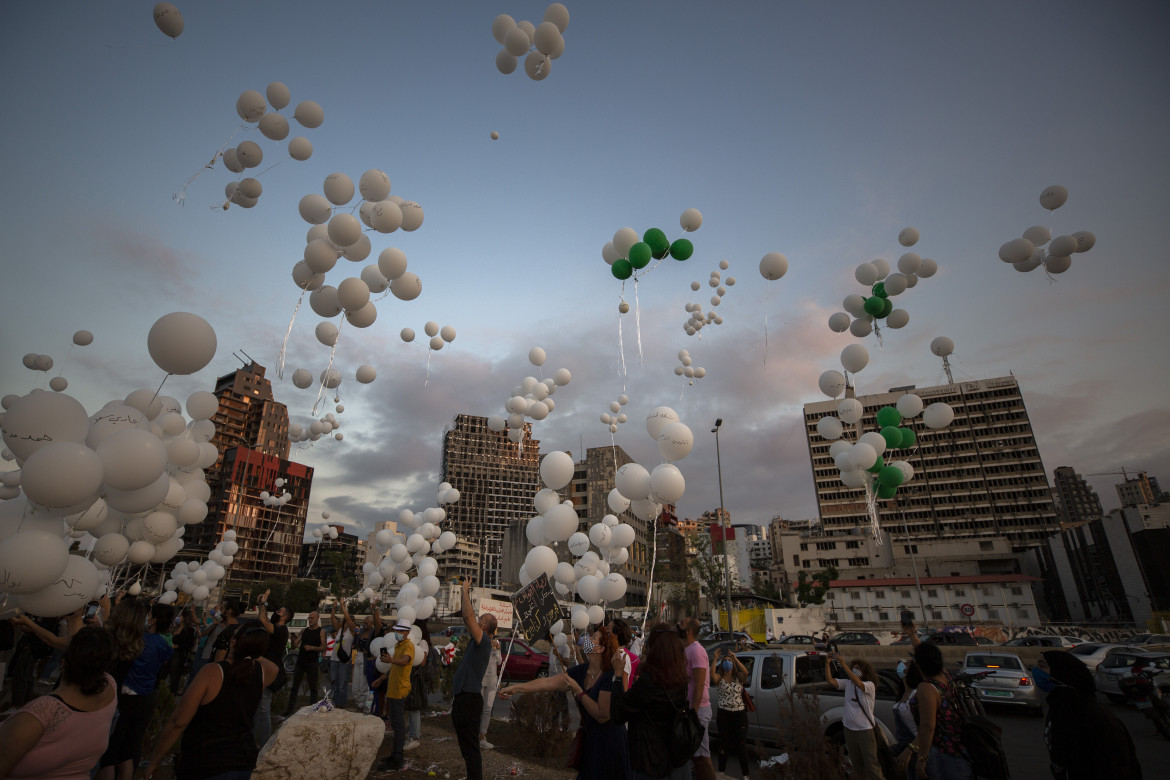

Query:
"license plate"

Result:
[[1136, 700, 1152, 709], [984, 690, 1013, 698]]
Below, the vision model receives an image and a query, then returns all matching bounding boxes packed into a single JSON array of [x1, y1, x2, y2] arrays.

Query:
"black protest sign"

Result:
[[510, 573, 561, 641]]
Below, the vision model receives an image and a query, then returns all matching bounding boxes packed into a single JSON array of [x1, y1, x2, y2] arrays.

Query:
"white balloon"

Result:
[[600, 573, 627, 602], [327, 213, 362, 248], [16, 555, 100, 617], [577, 574, 601, 603], [828, 312, 851, 333], [998, 238, 1034, 264], [22, 442, 103, 512], [816, 416, 843, 441], [759, 252, 788, 281], [615, 463, 651, 500], [918, 258, 937, 278], [818, 370, 846, 399], [849, 317, 873, 338], [1039, 185, 1068, 210], [1072, 231, 1096, 253], [886, 309, 909, 329], [855, 263, 878, 286], [896, 394, 924, 418], [525, 545, 558, 579], [657, 422, 694, 462], [294, 100, 324, 129], [98, 430, 168, 492], [1048, 235, 1078, 258], [837, 398, 863, 425], [930, 336, 954, 357], [390, 272, 422, 301], [923, 402, 955, 430], [680, 208, 703, 232], [898, 227, 920, 247], [288, 136, 313, 161], [842, 294, 867, 318], [840, 344, 869, 374], [858, 431, 887, 458], [848, 442, 878, 471], [147, 313, 216, 376], [607, 488, 630, 515], [871, 258, 890, 280], [540, 451, 574, 490], [648, 463, 686, 503], [0, 528, 69, 594], [1022, 225, 1051, 246], [1043, 254, 1072, 274]]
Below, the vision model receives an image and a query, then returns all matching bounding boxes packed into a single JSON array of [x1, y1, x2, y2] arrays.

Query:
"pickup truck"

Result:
[[707, 650, 898, 752]]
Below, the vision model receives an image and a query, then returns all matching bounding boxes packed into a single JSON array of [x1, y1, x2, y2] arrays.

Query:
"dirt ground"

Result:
[[366, 707, 577, 780]]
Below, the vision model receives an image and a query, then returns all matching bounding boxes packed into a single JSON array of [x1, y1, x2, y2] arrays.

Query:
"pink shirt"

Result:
[[684, 640, 710, 708], [9, 677, 118, 780]]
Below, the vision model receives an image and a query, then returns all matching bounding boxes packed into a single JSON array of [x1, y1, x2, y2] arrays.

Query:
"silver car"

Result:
[[1066, 642, 1125, 671], [960, 651, 1043, 715]]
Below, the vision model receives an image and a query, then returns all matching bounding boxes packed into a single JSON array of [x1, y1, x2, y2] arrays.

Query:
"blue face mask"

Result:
[[1032, 665, 1056, 693], [720, 659, 732, 672], [896, 660, 908, 679]]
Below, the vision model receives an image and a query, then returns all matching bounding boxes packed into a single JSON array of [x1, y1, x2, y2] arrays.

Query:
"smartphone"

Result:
[[900, 610, 914, 627], [83, 602, 100, 621]]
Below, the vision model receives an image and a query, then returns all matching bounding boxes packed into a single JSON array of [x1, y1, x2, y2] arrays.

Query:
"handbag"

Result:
[[741, 685, 756, 713], [854, 687, 900, 780], [669, 694, 704, 768], [565, 726, 584, 769]]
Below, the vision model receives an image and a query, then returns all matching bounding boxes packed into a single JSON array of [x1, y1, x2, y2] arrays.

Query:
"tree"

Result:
[[796, 565, 838, 606], [751, 572, 783, 602], [246, 578, 324, 613], [684, 530, 727, 601]]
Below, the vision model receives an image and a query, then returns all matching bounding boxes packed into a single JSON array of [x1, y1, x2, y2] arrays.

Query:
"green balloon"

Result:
[[629, 242, 652, 269], [611, 258, 633, 280], [879, 298, 893, 318], [644, 228, 670, 259], [863, 296, 884, 316], [880, 426, 902, 449], [899, 428, 917, 449], [866, 455, 885, 474], [875, 406, 901, 428], [877, 484, 898, 499], [872, 282, 888, 299], [878, 465, 904, 488], [669, 238, 694, 260]]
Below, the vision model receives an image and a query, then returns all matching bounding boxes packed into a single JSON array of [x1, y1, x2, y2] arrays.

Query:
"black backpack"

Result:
[[668, 695, 704, 768], [950, 678, 1011, 780]]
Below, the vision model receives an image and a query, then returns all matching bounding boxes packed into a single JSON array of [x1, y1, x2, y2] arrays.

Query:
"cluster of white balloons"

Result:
[[401, 321, 457, 352], [261, 477, 293, 508], [217, 85, 322, 210], [1, 314, 223, 617], [997, 186, 1095, 275], [357, 483, 463, 622], [23, 330, 97, 393], [598, 393, 630, 435], [827, 228, 938, 339], [683, 260, 734, 336], [152, 3, 183, 39], [492, 4, 569, 82], [486, 348, 572, 444], [673, 349, 707, 386], [288, 407, 343, 445], [371, 623, 431, 671], [158, 532, 239, 604]]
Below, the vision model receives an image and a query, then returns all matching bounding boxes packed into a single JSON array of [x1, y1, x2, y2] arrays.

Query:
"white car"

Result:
[[1066, 642, 1124, 670], [1095, 648, 1170, 704], [960, 651, 1043, 715]]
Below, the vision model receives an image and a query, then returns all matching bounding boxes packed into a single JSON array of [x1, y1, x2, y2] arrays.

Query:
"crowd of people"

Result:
[[0, 592, 1151, 780]]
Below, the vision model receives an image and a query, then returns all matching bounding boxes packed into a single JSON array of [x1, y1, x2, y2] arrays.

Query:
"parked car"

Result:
[[823, 631, 881, 646], [973, 636, 997, 646], [706, 650, 898, 755], [1002, 635, 1077, 648], [924, 631, 977, 646], [1123, 633, 1170, 647], [700, 631, 755, 645], [499, 637, 549, 684], [773, 634, 819, 646], [891, 629, 933, 646], [1096, 648, 1170, 704], [1066, 642, 1125, 670], [959, 652, 1042, 715]]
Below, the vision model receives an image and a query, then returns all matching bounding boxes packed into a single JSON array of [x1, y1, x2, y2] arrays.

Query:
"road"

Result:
[[488, 692, 1170, 778]]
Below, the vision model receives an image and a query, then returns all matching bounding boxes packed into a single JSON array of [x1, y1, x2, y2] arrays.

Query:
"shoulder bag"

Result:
[[854, 685, 900, 780]]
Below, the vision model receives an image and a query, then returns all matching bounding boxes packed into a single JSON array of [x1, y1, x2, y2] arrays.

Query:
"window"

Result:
[[850, 592, 861, 601], [879, 612, 890, 621], [979, 541, 994, 551], [875, 590, 886, 599], [932, 611, 943, 619], [793, 655, 824, 686], [927, 589, 939, 598], [1010, 587, 1023, 596], [853, 612, 864, 621], [792, 555, 800, 567], [762, 656, 787, 689], [901, 590, 912, 599]]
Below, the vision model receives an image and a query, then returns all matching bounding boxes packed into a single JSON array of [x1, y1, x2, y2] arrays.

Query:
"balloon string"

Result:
[[173, 126, 245, 206], [255, 157, 287, 179], [305, 538, 323, 577], [872, 321, 884, 349], [641, 515, 659, 635], [865, 480, 883, 542], [634, 279, 644, 366], [617, 294, 628, 388], [311, 319, 344, 416], [763, 285, 770, 369], [146, 374, 171, 415], [424, 350, 432, 388], [276, 289, 307, 379]]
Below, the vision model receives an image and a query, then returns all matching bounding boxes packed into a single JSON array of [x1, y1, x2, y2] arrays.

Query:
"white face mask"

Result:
[[852, 667, 862, 677]]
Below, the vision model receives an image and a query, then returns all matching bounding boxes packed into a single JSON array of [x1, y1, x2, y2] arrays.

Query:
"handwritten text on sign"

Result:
[[510, 573, 561, 641]]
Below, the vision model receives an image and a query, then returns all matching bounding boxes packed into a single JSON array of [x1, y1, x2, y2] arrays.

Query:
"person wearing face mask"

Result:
[[710, 648, 751, 778], [824, 652, 882, 780], [891, 658, 924, 780]]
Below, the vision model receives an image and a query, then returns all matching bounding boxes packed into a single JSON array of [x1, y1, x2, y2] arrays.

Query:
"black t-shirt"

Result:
[[297, 626, 323, 662], [211, 622, 240, 656], [264, 624, 290, 665]]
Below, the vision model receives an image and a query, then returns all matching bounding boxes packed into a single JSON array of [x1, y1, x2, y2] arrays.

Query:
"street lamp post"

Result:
[[712, 419, 735, 633]]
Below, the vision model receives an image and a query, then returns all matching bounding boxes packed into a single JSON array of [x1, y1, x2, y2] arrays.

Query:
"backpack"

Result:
[[950, 678, 1011, 780], [668, 696, 704, 768], [623, 647, 640, 682]]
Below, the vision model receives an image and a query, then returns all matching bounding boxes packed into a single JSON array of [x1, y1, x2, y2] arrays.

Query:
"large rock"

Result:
[[253, 707, 384, 779]]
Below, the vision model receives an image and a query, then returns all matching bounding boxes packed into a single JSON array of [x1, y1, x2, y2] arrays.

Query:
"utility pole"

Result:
[[712, 419, 734, 633]]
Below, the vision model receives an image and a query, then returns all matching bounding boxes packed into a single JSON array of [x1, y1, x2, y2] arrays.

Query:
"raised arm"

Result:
[[824, 653, 843, 690], [499, 671, 571, 698], [371, 597, 383, 633], [339, 599, 357, 633], [12, 615, 70, 650], [257, 591, 274, 633], [461, 577, 483, 644], [710, 649, 724, 685]]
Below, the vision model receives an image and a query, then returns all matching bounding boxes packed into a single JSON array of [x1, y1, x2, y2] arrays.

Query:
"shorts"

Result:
[[694, 704, 712, 758]]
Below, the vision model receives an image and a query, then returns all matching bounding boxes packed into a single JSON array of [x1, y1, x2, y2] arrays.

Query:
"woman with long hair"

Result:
[[500, 625, 631, 780], [98, 599, 174, 780], [143, 623, 278, 779], [0, 626, 118, 779], [610, 622, 691, 780], [891, 658, 924, 780], [711, 647, 752, 778], [825, 652, 881, 780], [898, 637, 972, 780]]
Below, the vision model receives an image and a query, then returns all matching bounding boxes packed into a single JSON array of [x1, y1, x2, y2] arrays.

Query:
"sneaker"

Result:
[[403, 740, 420, 751], [479, 739, 494, 750]]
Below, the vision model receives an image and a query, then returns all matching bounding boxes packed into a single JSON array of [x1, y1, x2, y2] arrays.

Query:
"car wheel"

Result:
[[1106, 693, 1128, 705], [536, 665, 549, 679]]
